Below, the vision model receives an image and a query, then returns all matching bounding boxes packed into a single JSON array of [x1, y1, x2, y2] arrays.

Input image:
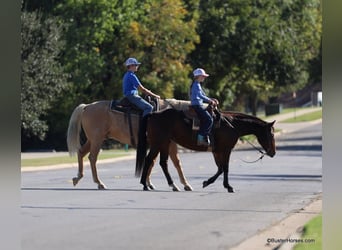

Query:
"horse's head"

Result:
[[257, 120, 276, 157]]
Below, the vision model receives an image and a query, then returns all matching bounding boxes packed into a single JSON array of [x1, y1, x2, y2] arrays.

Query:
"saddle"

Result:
[[110, 96, 159, 114], [109, 96, 159, 147], [183, 105, 221, 131]]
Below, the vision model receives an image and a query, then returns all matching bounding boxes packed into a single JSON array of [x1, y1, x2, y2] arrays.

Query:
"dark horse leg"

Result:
[[203, 151, 234, 193], [140, 147, 160, 191], [140, 143, 180, 191], [202, 168, 223, 188], [223, 160, 234, 193]]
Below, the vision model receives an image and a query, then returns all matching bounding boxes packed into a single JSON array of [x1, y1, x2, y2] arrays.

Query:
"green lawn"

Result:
[[258, 107, 322, 122], [21, 149, 134, 167], [240, 107, 321, 142], [281, 109, 322, 123], [294, 214, 322, 250]]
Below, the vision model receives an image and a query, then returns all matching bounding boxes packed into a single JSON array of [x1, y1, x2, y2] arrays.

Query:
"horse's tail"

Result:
[[67, 104, 87, 156], [135, 115, 150, 177]]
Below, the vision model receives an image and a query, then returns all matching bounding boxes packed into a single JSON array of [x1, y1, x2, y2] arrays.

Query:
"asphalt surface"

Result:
[[21, 108, 322, 250]]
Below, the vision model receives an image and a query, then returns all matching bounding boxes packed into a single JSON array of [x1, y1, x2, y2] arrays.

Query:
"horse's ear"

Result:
[[269, 120, 276, 127]]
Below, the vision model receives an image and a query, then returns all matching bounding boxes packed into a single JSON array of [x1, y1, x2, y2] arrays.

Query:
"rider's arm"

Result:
[[138, 84, 160, 99]]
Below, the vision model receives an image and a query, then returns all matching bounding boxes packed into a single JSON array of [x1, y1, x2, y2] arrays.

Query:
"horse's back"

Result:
[[85, 100, 111, 110], [81, 101, 111, 136]]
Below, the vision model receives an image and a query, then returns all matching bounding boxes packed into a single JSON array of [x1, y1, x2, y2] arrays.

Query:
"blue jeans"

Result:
[[191, 105, 213, 136], [126, 95, 153, 117]]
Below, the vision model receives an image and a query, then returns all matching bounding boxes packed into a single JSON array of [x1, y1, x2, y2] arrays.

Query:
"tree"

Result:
[[33, 0, 199, 149], [21, 11, 69, 140], [54, 0, 200, 102], [192, 0, 322, 114], [127, 0, 200, 99]]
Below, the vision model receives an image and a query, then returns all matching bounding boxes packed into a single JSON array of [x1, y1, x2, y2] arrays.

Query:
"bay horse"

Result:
[[135, 107, 276, 192], [67, 98, 193, 190]]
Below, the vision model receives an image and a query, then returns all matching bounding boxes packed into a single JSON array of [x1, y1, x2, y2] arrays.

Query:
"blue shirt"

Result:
[[123, 71, 141, 96], [190, 81, 211, 106]]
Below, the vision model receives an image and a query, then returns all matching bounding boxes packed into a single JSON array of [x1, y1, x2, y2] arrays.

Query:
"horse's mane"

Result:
[[223, 111, 267, 127]]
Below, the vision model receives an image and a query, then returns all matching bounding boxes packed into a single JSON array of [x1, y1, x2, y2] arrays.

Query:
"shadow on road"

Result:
[[230, 174, 322, 182]]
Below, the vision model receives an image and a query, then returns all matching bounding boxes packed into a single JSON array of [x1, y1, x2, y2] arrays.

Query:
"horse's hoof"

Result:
[[227, 187, 234, 193], [98, 183, 107, 190], [184, 185, 193, 191], [203, 181, 209, 188], [148, 184, 155, 190], [72, 177, 78, 186], [171, 184, 180, 192], [143, 186, 149, 191]]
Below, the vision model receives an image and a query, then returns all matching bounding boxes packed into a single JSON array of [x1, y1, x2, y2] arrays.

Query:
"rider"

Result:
[[190, 68, 219, 146], [122, 57, 160, 117]]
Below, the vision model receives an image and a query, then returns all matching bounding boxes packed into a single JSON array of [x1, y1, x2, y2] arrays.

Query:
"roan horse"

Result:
[[66, 98, 195, 190], [135, 107, 276, 192]]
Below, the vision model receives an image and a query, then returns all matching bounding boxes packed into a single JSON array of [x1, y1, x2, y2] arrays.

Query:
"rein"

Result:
[[239, 139, 266, 163], [218, 109, 267, 164]]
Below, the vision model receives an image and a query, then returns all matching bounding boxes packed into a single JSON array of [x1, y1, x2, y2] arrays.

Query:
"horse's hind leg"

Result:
[[146, 157, 157, 190], [169, 142, 192, 191], [72, 140, 90, 186], [88, 141, 107, 190], [140, 147, 160, 191]]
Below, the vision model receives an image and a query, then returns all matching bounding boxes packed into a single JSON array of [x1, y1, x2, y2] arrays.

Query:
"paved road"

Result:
[[21, 120, 322, 250]]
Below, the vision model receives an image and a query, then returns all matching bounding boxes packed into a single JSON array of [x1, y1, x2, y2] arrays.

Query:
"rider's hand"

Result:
[[211, 98, 219, 106]]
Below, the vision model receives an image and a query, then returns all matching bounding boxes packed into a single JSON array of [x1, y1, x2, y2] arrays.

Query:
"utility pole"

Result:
[[293, 92, 297, 120]]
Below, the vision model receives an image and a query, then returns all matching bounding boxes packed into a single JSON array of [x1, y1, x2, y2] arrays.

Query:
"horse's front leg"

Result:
[[223, 166, 234, 193], [223, 154, 234, 193], [203, 152, 224, 188], [202, 168, 223, 188]]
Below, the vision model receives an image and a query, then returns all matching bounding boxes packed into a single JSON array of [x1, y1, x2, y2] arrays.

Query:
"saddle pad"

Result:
[[110, 99, 142, 115]]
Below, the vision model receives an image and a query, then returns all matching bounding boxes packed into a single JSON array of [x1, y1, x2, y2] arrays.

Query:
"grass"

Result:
[[294, 214, 322, 250], [21, 149, 134, 167], [281, 109, 322, 123], [240, 107, 321, 142]]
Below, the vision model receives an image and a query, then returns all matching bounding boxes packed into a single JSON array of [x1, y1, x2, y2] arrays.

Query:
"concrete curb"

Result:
[[230, 194, 322, 250]]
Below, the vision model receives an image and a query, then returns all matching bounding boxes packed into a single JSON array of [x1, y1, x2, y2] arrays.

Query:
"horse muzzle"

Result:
[[267, 149, 276, 158]]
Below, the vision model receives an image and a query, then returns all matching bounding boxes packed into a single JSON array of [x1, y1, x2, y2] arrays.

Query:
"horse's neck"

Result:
[[231, 114, 264, 137]]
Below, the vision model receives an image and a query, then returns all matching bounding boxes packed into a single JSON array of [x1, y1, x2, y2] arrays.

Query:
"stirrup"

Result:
[[197, 135, 210, 146]]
